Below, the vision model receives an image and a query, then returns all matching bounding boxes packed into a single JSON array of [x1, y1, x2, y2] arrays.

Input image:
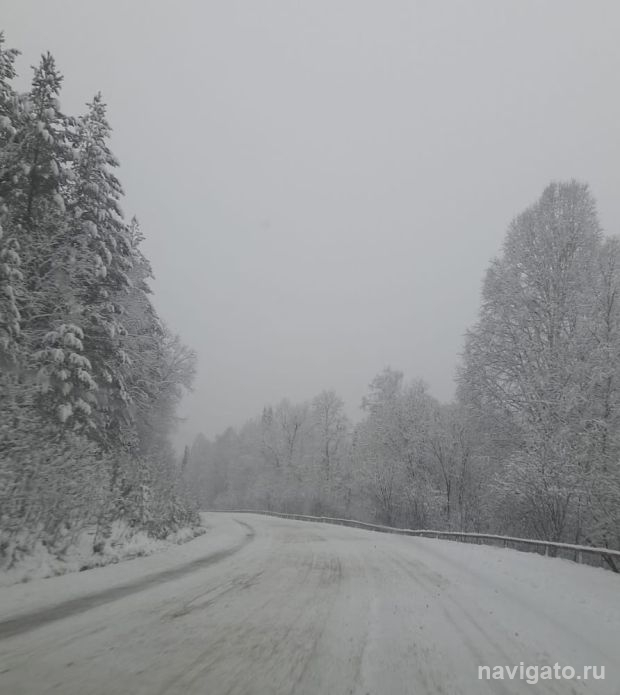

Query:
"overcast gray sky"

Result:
[[3, 1, 620, 441]]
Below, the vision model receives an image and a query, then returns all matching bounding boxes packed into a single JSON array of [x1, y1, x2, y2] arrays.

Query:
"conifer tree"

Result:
[[0, 34, 22, 366], [67, 94, 134, 442]]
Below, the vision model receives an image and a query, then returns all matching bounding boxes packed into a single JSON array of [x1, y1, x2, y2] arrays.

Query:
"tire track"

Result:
[[0, 520, 255, 641]]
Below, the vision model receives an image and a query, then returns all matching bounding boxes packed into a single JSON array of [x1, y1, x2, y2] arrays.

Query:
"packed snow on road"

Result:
[[0, 513, 618, 695]]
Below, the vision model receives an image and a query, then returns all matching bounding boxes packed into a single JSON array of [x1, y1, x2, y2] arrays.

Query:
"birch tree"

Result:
[[460, 181, 604, 542]]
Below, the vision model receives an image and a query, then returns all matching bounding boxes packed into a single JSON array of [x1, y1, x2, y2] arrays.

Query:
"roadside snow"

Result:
[[0, 514, 244, 622], [0, 522, 206, 588], [0, 523, 206, 588]]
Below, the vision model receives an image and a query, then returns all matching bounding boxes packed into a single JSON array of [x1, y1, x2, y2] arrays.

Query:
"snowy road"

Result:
[[0, 513, 619, 695]]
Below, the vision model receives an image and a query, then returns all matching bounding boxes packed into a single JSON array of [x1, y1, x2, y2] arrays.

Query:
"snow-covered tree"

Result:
[[459, 181, 606, 542], [0, 34, 22, 366], [65, 93, 134, 442], [308, 390, 349, 513], [0, 37, 199, 565]]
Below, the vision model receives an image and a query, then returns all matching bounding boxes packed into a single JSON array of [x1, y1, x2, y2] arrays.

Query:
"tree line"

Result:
[[185, 181, 620, 556], [0, 34, 197, 567]]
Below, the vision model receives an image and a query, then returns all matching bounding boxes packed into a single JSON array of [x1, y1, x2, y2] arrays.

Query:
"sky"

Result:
[[3, 1, 620, 442]]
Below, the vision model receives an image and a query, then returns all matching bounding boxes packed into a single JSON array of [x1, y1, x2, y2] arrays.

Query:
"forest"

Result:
[[2, 29, 619, 574], [0, 35, 198, 569], [186, 180, 620, 556]]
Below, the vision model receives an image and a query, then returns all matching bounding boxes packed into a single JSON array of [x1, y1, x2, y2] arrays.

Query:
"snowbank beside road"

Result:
[[0, 514, 251, 622], [0, 520, 206, 588]]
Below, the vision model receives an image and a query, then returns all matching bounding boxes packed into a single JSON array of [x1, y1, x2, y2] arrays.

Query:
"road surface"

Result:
[[0, 513, 618, 694]]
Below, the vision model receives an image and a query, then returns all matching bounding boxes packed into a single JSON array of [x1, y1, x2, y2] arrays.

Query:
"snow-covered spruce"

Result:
[[0, 34, 198, 574]]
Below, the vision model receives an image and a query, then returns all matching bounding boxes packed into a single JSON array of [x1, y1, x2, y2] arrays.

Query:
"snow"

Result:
[[50, 347, 65, 362], [0, 512, 618, 694], [0, 522, 205, 590], [0, 516, 226, 616], [76, 367, 95, 387], [62, 332, 83, 350], [74, 398, 92, 415], [57, 402, 72, 422], [68, 352, 89, 367]]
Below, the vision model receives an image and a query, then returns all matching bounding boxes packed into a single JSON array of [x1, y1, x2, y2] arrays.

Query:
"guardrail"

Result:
[[212, 509, 620, 572]]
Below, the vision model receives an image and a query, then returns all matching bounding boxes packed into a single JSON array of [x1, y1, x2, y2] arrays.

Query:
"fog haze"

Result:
[[4, 0, 620, 439]]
